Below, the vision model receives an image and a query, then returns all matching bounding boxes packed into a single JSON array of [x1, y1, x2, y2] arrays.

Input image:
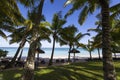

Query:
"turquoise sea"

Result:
[[0, 47, 102, 59]]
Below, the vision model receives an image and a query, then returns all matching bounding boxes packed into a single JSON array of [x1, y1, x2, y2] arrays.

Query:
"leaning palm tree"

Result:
[[5, 19, 34, 69], [48, 13, 66, 66], [0, 0, 24, 24], [64, 0, 118, 79], [0, 0, 24, 40]]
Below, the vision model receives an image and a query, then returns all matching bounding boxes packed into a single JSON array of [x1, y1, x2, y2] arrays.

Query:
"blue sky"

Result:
[[0, 0, 119, 48]]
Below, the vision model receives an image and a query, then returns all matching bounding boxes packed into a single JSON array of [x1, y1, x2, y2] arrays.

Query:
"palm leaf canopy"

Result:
[[60, 25, 78, 46], [110, 3, 120, 20], [0, 0, 24, 24], [51, 13, 66, 31], [18, 0, 55, 7], [64, 0, 111, 25]]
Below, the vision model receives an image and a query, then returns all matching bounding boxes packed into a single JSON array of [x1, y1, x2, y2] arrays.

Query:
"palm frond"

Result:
[[50, 0, 54, 3], [87, 28, 101, 33], [110, 3, 120, 20], [78, 6, 88, 25], [0, 30, 7, 40], [17, 0, 35, 7]]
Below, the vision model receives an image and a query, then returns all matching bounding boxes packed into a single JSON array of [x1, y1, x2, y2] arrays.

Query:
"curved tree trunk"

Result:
[[99, 0, 116, 80], [5, 40, 26, 69], [21, 0, 45, 80], [17, 49, 23, 61], [97, 48, 101, 60], [68, 45, 72, 63], [89, 51, 92, 60], [21, 40, 37, 80], [73, 53, 75, 62], [48, 37, 56, 66], [114, 53, 117, 59]]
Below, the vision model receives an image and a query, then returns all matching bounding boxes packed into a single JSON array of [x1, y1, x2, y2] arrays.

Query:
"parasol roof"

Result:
[[69, 48, 80, 53], [112, 49, 120, 53], [36, 48, 45, 54]]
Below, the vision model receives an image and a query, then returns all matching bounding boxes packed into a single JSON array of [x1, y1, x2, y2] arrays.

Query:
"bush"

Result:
[[0, 49, 8, 58]]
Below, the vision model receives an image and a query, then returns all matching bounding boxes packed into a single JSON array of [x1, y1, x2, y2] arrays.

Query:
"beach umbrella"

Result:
[[36, 48, 45, 53], [69, 48, 80, 62], [112, 49, 120, 53], [36, 48, 45, 61], [69, 48, 80, 53]]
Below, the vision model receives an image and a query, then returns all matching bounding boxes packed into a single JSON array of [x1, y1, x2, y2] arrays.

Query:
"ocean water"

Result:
[[0, 47, 102, 59]]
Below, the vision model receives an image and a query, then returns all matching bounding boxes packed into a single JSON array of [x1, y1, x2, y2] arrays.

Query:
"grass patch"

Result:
[[0, 61, 120, 80]]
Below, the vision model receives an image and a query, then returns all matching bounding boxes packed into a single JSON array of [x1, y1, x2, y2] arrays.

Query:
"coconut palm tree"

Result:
[[79, 40, 95, 60], [18, 0, 54, 80], [60, 25, 90, 62], [4, 20, 32, 69], [48, 13, 66, 66], [60, 25, 77, 62], [64, 0, 118, 79], [0, 0, 24, 40], [87, 27, 102, 60], [0, 0, 24, 24]]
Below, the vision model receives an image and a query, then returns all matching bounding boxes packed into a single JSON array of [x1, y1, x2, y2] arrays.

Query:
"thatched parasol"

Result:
[[36, 48, 45, 61], [36, 48, 45, 53], [69, 48, 80, 62], [112, 49, 120, 53], [69, 48, 80, 53]]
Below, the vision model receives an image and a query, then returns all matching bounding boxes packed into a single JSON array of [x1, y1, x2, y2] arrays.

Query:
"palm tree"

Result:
[[60, 25, 90, 62], [60, 25, 77, 63], [5, 14, 45, 69], [64, 0, 118, 79], [5, 21, 31, 69], [0, 0, 24, 40], [48, 13, 66, 66], [0, 0, 25, 69], [88, 28, 102, 60], [0, 0, 24, 24], [18, 0, 54, 80], [79, 40, 95, 60], [18, 0, 45, 79]]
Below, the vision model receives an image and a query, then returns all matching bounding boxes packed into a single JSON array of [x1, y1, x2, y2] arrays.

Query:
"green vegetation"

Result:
[[0, 49, 8, 58], [0, 61, 120, 80]]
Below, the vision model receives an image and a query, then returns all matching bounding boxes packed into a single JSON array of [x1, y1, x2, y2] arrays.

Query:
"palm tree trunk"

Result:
[[68, 45, 71, 63], [48, 37, 56, 66], [97, 48, 101, 60], [89, 51, 92, 60], [99, 0, 116, 80], [17, 49, 23, 61], [36, 0, 44, 25], [73, 53, 75, 62], [114, 53, 117, 59], [5, 40, 26, 69], [37, 53, 39, 61], [21, 0, 45, 79], [21, 41, 37, 80]]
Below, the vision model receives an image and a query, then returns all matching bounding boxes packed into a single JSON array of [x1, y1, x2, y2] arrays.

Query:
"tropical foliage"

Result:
[[0, 49, 8, 58], [0, 0, 120, 80], [48, 13, 66, 66], [64, 0, 119, 80]]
